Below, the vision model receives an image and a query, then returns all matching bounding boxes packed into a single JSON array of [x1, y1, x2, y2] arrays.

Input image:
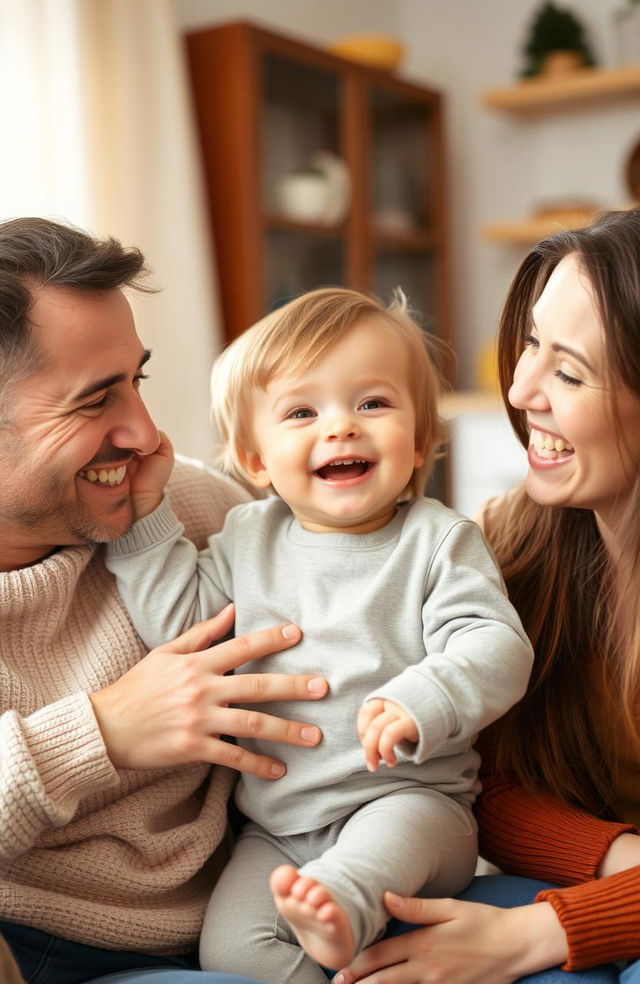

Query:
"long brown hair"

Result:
[[486, 208, 640, 816]]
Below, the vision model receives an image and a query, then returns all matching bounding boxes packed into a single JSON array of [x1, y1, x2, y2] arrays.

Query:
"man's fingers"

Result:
[[162, 605, 237, 655], [215, 670, 328, 705], [204, 736, 288, 779], [213, 707, 322, 747], [201, 620, 303, 673]]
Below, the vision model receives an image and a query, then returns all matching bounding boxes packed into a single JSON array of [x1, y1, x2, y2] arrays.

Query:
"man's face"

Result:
[[0, 286, 159, 570]]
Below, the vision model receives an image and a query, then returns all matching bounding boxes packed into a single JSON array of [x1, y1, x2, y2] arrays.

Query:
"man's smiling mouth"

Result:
[[79, 465, 127, 486]]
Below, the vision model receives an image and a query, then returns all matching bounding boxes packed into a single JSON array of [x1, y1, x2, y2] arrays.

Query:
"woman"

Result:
[[333, 207, 640, 984]]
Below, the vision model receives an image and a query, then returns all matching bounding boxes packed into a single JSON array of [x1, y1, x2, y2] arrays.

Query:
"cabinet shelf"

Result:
[[483, 65, 640, 114], [265, 215, 347, 237], [373, 228, 437, 251]]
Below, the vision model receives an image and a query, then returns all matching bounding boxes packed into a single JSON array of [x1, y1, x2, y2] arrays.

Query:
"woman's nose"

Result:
[[508, 354, 550, 412]]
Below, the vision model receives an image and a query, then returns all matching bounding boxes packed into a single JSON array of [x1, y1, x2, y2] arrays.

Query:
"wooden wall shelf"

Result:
[[482, 210, 599, 244], [483, 65, 640, 114]]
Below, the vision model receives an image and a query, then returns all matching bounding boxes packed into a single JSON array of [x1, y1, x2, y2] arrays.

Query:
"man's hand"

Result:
[[357, 697, 418, 772], [128, 430, 175, 519], [90, 604, 328, 778]]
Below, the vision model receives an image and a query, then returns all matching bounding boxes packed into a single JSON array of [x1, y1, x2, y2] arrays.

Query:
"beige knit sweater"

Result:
[[0, 459, 249, 955]]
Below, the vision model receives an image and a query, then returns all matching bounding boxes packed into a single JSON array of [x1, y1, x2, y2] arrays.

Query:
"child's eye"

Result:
[[287, 407, 315, 419], [359, 398, 388, 411]]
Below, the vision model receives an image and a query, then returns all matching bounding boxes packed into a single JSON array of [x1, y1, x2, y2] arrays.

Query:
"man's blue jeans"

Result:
[[0, 920, 261, 984]]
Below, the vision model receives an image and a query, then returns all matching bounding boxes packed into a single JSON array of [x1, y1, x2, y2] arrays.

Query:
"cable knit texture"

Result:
[[0, 458, 250, 954]]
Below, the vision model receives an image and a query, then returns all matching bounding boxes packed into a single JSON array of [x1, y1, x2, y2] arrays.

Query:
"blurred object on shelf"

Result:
[[476, 342, 499, 393], [373, 207, 416, 234], [483, 199, 603, 244], [626, 136, 640, 202], [613, 1, 640, 66], [327, 35, 404, 71], [276, 151, 351, 224], [519, 2, 597, 79]]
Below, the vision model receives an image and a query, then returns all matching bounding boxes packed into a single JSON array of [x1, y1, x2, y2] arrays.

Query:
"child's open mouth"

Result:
[[314, 459, 373, 481]]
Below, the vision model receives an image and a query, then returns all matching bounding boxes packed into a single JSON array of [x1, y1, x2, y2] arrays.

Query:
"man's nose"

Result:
[[110, 393, 160, 455]]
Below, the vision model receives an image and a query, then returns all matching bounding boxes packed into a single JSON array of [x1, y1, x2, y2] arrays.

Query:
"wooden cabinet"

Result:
[[185, 20, 452, 375]]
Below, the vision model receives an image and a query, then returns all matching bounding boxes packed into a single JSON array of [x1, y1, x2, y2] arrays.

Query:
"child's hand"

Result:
[[129, 431, 175, 520], [357, 698, 419, 772]]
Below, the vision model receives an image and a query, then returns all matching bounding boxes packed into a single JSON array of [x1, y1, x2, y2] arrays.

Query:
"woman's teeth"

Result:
[[530, 428, 574, 459], [82, 465, 127, 486]]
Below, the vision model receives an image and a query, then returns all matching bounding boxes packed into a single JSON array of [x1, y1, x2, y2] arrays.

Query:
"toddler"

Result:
[[106, 287, 533, 983]]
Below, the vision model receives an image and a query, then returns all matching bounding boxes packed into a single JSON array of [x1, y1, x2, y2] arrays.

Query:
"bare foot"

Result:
[[270, 864, 356, 969]]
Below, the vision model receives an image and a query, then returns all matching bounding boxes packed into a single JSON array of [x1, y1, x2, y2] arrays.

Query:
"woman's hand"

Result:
[[333, 892, 568, 984], [90, 604, 328, 777]]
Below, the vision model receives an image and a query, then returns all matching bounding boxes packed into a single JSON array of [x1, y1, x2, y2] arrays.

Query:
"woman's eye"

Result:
[[522, 333, 539, 349], [287, 407, 315, 419], [554, 369, 582, 387], [360, 398, 387, 411]]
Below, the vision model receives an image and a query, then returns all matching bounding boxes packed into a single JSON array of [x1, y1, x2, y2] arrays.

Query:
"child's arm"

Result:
[[361, 513, 534, 768], [105, 467, 236, 649]]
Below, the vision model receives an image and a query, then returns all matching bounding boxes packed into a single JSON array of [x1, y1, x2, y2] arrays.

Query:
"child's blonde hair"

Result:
[[211, 286, 446, 498]]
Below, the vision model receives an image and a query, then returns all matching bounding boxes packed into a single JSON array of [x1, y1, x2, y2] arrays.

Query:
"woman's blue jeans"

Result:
[[385, 874, 638, 984], [3, 875, 639, 983]]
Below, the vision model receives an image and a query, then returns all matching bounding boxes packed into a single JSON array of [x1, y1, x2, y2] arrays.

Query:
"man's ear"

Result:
[[238, 448, 272, 489]]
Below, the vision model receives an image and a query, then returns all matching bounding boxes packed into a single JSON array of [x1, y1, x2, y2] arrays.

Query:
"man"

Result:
[[0, 217, 328, 984]]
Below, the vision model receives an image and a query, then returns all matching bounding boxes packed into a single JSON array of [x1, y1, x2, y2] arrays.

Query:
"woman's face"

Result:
[[508, 253, 640, 533]]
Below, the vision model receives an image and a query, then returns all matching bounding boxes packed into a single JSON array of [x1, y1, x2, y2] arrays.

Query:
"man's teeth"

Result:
[[530, 428, 574, 459], [82, 465, 127, 486]]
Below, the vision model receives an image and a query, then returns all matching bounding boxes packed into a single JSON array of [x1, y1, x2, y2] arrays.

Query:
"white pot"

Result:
[[277, 173, 331, 222]]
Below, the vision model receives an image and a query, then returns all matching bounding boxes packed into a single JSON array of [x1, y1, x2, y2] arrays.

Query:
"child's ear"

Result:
[[238, 448, 272, 489], [413, 439, 427, 470]]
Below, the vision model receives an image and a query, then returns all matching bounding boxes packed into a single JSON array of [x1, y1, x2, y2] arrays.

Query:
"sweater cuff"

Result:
[[536, 865, 640, 970], [106, 495, 183, 558], [21, 693, 119, 815]]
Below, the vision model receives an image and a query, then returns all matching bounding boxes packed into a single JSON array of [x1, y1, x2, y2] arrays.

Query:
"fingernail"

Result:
[[307, 677, 325, 694], [282, 623, 299, 639], [301, 726, 319, 743], [333, 976, 345, 984], [270, 763, 286, 778]]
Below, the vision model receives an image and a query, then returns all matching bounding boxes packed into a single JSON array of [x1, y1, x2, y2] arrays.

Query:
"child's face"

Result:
[[243, 317, 425, 533]]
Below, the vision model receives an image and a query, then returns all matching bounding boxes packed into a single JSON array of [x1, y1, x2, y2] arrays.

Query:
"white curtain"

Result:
[[0, 0, 221, 462]]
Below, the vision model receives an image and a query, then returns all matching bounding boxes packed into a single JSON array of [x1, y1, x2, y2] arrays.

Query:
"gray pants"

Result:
[[200, 787, 478, 984]]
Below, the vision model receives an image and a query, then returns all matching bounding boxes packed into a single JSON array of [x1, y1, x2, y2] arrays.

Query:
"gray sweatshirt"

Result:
[[106, 496, 533, 836]]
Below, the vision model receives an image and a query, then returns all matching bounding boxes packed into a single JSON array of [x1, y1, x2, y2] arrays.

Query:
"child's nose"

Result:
[[324, 413, 360, 441]]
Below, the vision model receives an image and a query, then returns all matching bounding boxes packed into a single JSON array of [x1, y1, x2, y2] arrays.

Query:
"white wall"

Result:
[[173, 0, 639, 389]]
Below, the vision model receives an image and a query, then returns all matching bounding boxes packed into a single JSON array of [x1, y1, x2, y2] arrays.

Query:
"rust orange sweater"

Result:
[[476, 745, 640, 971]]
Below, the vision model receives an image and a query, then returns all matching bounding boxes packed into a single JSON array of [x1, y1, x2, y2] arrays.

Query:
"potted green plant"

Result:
[[520, 2, 597, 78]]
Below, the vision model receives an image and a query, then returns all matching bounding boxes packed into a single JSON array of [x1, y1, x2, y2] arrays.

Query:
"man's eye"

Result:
[[360, 398, 387, 411], [134, 373, 149, 389], [82, 394, 110, 411]]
